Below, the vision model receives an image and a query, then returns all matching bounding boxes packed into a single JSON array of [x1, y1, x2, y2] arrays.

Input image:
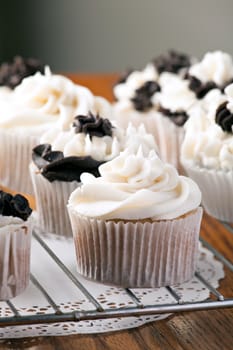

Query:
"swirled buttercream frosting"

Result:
[[154, 73, 196, 126], [188, 51, 233, 98], [113, 64, 159, 103], [0, 67, 112, 132], [68, 148, 201, 220], [181, 92, 233, 170]]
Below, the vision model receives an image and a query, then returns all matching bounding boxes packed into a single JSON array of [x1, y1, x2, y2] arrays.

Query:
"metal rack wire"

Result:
[[0, 228, 233, 328]]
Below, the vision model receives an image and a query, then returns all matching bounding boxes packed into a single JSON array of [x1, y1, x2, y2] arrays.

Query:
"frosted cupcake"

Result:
[[113, 64, 198, 169], [0, 190, 32, 300], [30, 112, 157, 237], [68, 148, 202, 287], [0, 67, 111, 194], [181, 84, 233, 222]]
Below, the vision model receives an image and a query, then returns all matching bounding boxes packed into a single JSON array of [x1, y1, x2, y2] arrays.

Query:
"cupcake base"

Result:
[[68, 207, 203, 288], [0, 129, 39, 195], [30, 163, 80, 237], [182, 163, 233, 222], [0, 219, 32, 300]]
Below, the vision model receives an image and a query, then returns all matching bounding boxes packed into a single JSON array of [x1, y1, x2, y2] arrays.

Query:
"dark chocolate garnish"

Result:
[[187, 75, 233, 99], [73, 111, 113, 138], [153, 50, 191, 74], [0, 191, 32, 221], [188, 76, 217, 99], [158, 106, 189, 127], [0, 56, 45, 89], [131, 81, 161, 112], [215, 101, 233, 133], [32, 144, 104, 182]]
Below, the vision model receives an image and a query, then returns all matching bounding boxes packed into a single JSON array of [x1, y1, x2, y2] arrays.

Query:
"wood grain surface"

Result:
[[0, 74, 233, 350]]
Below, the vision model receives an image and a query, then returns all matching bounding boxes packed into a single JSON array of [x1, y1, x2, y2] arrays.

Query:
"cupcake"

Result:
[[113, 63, 197, 169], [68, 148, 202, 287], [30, 112, 157, 237], [0, 67, 111, 194], [180, 85, 233, 222], [0, 190, 32, 300]]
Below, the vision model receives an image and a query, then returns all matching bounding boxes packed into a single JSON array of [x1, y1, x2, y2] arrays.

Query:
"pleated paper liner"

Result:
[[182, 162, 233, 222], [0, 218, 32, 300], [68, 207, 203, 288], [30, 163, 80, 237], [0, 129, 39, 195]]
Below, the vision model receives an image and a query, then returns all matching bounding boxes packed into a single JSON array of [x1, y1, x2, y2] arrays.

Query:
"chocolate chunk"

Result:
[[153, 50, 191, 74], [0, 56, 45, 89], [158, 106, 189, 127], [41, 156, 103, 182], [32, 144, 52, 169], [0, 190, 32, 221], [188, 76, 217, 99], [32, 144, 104, 182], [215, 101, 233, 133], [131, 81, 161, 112], [73, 111, 113, 138]]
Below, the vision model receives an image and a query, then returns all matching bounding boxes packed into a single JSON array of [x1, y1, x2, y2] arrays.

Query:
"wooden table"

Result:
[[1, 74, 233, 350]]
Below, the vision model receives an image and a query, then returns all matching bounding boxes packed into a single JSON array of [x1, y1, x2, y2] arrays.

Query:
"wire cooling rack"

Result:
[[0, 226, 233, 328]]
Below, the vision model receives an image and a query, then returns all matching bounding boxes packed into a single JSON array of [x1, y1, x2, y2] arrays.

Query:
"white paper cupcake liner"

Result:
[[182, 163, 233, 222], [112, 107, 184, 171], [68, 207, 203, 288], [30, 163, 80, 237], [0, 130, 39, 194], [0, 218, 32, 300]]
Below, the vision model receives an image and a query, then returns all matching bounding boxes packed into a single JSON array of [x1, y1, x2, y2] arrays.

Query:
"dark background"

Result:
[[1, 0, 232, 73]]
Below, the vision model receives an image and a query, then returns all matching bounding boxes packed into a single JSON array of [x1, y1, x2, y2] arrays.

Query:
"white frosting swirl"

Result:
[[113, 64, 158, 101], [153, 72, 196, 112], [189, 51, 233, 86], [68, 148, 201, 220], [0, 215, 24, 228], [41, 122, 157, 162], [181, 100, 233, 170], [0, 67, 112, 133]]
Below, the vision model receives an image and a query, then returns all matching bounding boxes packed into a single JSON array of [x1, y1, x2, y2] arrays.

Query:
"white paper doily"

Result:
[[0, 235, 224, 339]]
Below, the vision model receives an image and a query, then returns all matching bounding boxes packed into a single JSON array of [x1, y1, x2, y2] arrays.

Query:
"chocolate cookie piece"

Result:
[[0, 191, 32, 221], [131, 81, 161, 112], [215, 101, 233, 133], [32, 144, 104, 182]]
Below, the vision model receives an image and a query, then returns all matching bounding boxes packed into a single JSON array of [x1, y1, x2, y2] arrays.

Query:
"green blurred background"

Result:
[[1, 0, 232, 72]]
